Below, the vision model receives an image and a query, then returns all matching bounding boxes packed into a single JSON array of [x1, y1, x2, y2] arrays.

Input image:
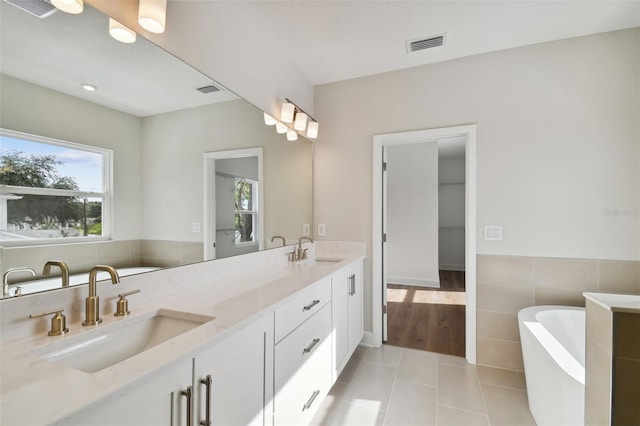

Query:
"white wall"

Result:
[[87, 0, 314, 119], [0, 74, 143, 241], [314, 29, 640, 332], [386, 142, 440, 287], [439, 157, 465, 270]]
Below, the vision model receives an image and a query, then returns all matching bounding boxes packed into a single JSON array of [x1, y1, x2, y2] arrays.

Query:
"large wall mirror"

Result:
[[0, 1, 313, 298]]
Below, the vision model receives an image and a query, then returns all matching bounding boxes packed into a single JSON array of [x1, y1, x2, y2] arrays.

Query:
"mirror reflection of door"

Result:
[[204, 148, 263, 260]]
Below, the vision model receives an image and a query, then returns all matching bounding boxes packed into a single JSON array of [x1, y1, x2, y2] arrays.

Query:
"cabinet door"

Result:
[[57, 358, 193, 426], [347, 262, 364, 354], [193, 313, 274, 426], [331, 269, 349, 378]]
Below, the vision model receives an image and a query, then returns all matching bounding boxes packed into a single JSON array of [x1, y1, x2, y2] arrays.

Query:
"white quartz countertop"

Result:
[[0, 250, 364, 426], [583, 292, 640, 313]]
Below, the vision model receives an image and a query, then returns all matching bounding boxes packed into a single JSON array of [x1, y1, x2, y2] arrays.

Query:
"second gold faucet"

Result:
[[83, 265, 120, 326]]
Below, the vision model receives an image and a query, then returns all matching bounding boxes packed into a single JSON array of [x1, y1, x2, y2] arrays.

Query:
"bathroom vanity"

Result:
[[0, 242, 365, 425]]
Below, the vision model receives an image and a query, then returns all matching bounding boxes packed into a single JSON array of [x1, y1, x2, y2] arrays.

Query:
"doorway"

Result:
[[372, 125, 477, 363]]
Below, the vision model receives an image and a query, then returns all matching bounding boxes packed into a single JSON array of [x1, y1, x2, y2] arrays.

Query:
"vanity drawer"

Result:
[[275, 302, 331, 387], [274, 304, 332, 425], [275, 277, 331, 342]]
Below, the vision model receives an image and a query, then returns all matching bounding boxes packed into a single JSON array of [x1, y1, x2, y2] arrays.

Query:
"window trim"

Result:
[[0, 128, 113, 247]]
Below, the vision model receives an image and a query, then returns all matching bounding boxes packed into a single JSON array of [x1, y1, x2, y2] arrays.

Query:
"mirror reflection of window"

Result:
[[234, 178, 257, 244]]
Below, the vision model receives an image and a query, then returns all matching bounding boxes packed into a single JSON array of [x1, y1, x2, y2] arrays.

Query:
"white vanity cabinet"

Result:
[[193, 313, 274, 426], [331, 260, 364, 379], [57, 357, 193, 426], [273, 278, 333, 426]]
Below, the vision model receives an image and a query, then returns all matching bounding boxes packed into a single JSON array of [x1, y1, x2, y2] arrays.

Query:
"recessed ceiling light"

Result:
[[81, 83, 97, 92]]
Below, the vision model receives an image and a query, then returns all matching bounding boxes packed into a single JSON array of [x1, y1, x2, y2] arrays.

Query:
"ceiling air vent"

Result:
[[3, 0, 57, 18], [407, 34, 445, 53], [196, 85, 220, 94]]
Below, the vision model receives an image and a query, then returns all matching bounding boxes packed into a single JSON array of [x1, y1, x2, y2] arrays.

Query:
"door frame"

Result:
[[203, 147, 264, 261], [372, 124, 477, 363]]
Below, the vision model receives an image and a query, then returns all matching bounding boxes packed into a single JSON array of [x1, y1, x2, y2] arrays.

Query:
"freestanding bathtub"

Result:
[[518, 305, 586, 426]]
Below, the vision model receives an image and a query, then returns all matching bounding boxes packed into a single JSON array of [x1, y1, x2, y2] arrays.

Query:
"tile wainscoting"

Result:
[[476, 255, 640, 371]]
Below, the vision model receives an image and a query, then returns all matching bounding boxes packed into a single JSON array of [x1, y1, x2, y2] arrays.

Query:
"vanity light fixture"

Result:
[[51, 0, 83, 14], [81, 83, 97, 92], [280, 102, 295, 123], [286, 129, 298, 141], [294, 112, 308, 131], [264, 113, 277, 126], [276, 122, 288, 134], [138, 0, 167, 34], [306, 121, 319, 139], [109, 19, 136, 44]]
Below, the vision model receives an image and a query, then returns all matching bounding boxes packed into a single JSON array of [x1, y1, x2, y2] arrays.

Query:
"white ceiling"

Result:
[[239, 0, 640, 85]]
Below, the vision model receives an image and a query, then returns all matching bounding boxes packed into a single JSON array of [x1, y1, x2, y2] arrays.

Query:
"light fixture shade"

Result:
[[294, 112, 308, 131], [109, 19, 137, 44], [263, 113, 277, 126], [276, 122, 288, 134], [306, 121, 319, 139], [286, 129, 298, 141], [51, 0, 83, 14], [281, 102, 295, 123], [138, 0, 167, 34]]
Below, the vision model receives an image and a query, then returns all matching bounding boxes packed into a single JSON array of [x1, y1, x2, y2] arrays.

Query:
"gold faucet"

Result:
[[43, 260, 70, 288], [271, 235, 286, 247], [297, 236, 314, 261], [82, 265, 120, 326], [2, 267, 36, 297]]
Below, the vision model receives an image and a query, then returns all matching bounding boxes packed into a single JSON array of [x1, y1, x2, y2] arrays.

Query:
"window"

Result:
[[234, 177, 258, 244], [0, 129, 111, 244]]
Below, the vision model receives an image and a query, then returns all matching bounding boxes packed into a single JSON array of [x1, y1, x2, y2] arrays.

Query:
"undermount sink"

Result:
[[32, 309, 214, 373]]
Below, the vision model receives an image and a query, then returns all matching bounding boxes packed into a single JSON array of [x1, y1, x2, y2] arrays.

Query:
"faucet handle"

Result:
[[29, 308, 69, 336], [115, 289, 141, 317]]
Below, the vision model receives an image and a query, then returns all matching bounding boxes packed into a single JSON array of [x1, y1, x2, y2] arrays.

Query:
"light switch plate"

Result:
[[318, 224, 326, 237], [484, 225, 502, 241], [302, 224, 311, 236], [192, 222, 201, 233]]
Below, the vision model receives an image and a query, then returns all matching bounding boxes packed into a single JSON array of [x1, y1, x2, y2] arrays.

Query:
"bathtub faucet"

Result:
[[2, 267, 37, 297], [43, 260, 70, 288]]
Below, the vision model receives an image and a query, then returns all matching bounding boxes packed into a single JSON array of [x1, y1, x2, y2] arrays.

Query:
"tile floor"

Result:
[[310, 345, 536, 426]]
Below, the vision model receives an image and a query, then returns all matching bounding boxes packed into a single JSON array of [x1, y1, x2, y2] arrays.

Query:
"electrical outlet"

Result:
[[302, 224, 311, 236], [318, 224, 326, 237], [484, 225, 502, 241], [192, 222, 201, 233]]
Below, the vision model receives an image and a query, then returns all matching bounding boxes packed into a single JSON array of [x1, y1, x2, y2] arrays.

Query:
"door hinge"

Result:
[[382, 233, 387, 243], [382, 305, 387, 314], [382, 162, 387, 172]]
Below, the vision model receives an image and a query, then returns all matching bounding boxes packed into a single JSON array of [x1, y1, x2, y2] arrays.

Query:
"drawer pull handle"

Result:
[[302, 390, 320, 411], [303, 299, 320, 311], [303, 338, 321, 354], [349, 274, 356, 296]]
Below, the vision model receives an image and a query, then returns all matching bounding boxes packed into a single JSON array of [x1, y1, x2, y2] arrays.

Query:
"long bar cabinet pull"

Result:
[[181, 386, 192, 426], [349, 274, 356, 296], [200, 375, 213, 425], [302, 390, 320, 411], [303, 299, 320, 311], [303, 338, 321, 354]]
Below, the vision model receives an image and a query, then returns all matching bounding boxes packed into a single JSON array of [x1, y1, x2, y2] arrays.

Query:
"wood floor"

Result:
[[386, 270, 465, 357]]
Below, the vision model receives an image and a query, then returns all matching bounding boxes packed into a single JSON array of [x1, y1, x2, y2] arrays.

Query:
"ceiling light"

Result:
[[81, 83, 97, 92], [109, 19, 136, 44], [306, 121, 319, 139], [264, 113, 277, 126], [286, 129, 298, 141], [276, 122, 288, 134], [138, 0, 167, 34], [281, 102, 295, 123], [294, 112, 308, 131], [51, 0, 83, 14]]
